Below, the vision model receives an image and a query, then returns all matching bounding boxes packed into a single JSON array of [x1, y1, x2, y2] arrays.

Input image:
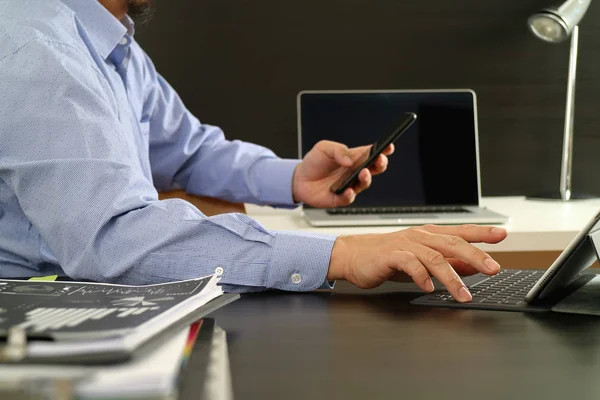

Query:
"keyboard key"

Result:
[[424, 297, 447, 302], [471, 297, 488, 303], [419, 269, 540, 309], [503, 299, 524, 305], [326, 206, 471, 215]]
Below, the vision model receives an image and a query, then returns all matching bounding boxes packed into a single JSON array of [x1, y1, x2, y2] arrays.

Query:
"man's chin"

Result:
[[128, 0, 155, 25]]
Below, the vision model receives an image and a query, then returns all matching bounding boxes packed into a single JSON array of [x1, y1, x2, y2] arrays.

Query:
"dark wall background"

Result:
[[135, 0, 600, 196]]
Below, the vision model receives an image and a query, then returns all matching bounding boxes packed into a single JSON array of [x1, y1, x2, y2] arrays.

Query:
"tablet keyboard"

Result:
[[411, 270, 545, 311]]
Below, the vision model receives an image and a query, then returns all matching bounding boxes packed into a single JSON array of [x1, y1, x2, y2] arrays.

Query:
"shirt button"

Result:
[[291, 273, 302, 284], [215, 267, 224, 275], [119, 37, 128, 46]]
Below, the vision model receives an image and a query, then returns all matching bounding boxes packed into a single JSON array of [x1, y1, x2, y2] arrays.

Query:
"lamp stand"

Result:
[[527, 26, 597, 201]]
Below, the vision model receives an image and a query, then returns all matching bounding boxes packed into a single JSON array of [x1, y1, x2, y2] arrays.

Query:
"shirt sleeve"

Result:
[[0, 39, 335, 292], [141, 48, 298, 207]]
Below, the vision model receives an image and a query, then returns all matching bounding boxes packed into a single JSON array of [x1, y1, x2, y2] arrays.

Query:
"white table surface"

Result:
[[246, 196, 600, 253]]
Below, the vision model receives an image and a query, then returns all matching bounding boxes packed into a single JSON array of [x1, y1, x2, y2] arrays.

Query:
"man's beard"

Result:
[[127, 0, 155, 25]]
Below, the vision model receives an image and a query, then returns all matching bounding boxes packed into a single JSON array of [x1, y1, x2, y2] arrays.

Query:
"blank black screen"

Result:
[[299, 91, 479, 208]]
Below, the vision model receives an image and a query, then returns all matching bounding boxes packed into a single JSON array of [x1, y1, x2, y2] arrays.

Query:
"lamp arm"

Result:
[[560, 25, 579, 201]]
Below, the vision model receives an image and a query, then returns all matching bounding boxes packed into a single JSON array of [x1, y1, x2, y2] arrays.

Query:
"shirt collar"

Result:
[[60, 0, 134, 60], [121, 15, 136, 38]]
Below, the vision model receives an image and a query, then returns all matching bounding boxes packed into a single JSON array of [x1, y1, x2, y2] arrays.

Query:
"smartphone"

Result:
[[330, 112, 417, 195]]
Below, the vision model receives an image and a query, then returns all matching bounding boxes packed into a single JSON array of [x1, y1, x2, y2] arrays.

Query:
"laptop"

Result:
[[411, 209, 600, 312], [297, 90, 508, 227]]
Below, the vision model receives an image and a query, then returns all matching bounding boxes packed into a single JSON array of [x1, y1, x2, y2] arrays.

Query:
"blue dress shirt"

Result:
[[0, 0, 336, 292]]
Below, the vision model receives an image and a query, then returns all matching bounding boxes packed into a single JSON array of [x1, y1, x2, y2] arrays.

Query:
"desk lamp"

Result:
[[526, 0, 594, 201]]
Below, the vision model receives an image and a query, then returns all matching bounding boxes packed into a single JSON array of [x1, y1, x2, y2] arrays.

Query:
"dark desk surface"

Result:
[[206, 281, 600, 400]]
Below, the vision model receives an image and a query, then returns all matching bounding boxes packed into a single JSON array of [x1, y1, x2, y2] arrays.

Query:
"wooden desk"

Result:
[[246, 196, 600, 269], [200, 280, 600, 400]]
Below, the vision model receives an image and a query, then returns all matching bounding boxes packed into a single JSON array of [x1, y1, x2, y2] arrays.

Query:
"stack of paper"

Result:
[[0, 275, 237, 363], [0, 320, 233, 400]]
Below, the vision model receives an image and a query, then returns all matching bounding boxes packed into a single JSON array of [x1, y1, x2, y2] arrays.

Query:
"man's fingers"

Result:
[[333, 188, 356, 207], [388, 258, 478, 284], [387, 251, 434, 292], [347, 145, 371, 163], [317, 141, 395, 171], [404, 242, 472, 302], [369, 154, 388, 176], [354, 169, 372, 194], [315, 140, 353, 167], [382, 144, 394, 156], [420, 224, 507, 244], [406, 228, 501, 276], [334, 146, 353, 167], [447, 258, 479, 276], [388, 272, 414, 283]]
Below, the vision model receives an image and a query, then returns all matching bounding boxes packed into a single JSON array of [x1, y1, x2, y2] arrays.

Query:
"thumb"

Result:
[[315, 140, 353, 167]]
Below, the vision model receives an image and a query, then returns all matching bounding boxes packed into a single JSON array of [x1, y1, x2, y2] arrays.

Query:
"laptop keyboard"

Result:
[[411, 270, 544, 310], [326, 206, 470, 215]]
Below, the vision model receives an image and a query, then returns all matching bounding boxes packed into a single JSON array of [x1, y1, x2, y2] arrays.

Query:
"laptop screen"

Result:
[[299, 91, 480, 208]]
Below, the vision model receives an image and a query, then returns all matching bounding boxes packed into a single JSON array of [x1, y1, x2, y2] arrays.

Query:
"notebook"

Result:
[[297, 90, 508, 227], [0, 275, 239, 363]]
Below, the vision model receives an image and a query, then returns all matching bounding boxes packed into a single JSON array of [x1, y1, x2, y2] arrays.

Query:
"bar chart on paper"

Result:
[[0, 278, 215, 337], [15, 306, 164, 331]]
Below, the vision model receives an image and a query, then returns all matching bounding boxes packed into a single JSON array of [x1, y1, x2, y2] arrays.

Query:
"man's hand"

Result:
[[292, 140, 394, 208], [327, 225, 508, 302]]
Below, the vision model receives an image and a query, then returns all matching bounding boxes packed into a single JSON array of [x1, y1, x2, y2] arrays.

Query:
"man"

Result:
[[0, 0, 507, 302]]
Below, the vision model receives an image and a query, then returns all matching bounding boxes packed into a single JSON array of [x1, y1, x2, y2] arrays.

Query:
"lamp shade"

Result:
[[528, 0, 592, 43]]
